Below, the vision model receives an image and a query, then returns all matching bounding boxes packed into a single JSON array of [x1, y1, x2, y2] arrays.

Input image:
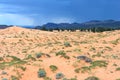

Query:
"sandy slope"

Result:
[[0, 26, 120, 80]]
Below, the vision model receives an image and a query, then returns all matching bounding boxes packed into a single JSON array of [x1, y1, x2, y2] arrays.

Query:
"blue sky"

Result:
[[0, 0, 120, 25]]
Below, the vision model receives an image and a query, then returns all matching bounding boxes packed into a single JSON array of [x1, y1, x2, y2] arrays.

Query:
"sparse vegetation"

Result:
[[80, 66, 91, 73], [111, 38, 120, 45], [116, 67, 120, 71], [38, 69, 46, 78], [56, 50, 70, 59], [49, 65, 58, 72], [0, 26, 120, 80], [0, 57, 4, 61], [56, 73, 64, 79], [64, 41, 71, 47], [0, 56, 27, 69], [25, 54, 36, 61], [90, 60, 108, 68], [17, 66, 26, 71], [92, 52, 102, 58], [74, 68, 80, 73], [113, 63, 118, 66], [11, 75, 19, 80], [35, 52, 43, 58], [56, 50, 66, 56], [85, 76, 99, 80], [70, 77, 77, 80]]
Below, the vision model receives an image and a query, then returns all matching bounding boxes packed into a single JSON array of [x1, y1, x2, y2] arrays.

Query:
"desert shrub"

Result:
[[0, 56, 26, 70], [49, 65, 58, 72], [45, 54, 51, 58], [25, 54, 36, 61], [36, 52, 43, 58], [44, 77, 52, 80], [9, 56, 21, 61], [90, 60, 108, 68], [64, 42, 71, 47], [90, 47, 96, 51], [2, 78, 8, 80], [11, 75, 19, 80], [38, 69, 46, 78], [80, 66, 91, 73], [56, 73, 64, 79], [56, 50, 66, 56], [64, 55, 70, 59], [111, 38, 120, 45], [85, 76, 99, 80], [92, 52, 102, 58], [116, 67, 120, 71], [56, 50, 70, 59], [74, 68, 80, 73], [113, 63, 117, 66], [18, 66, 26, 71]]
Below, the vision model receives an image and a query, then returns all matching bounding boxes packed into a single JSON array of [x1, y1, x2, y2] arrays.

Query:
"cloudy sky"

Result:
[[0, 0, 120, 25]]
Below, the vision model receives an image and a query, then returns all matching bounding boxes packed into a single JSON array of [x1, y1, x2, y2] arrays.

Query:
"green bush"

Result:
[[38, 69, 46, 78], [116, 67, 120, 71], [56, 50, 70, 59], [90, 60, 108, 68], [36, 52, 43, 58], [64, 42, 71, 47], [49, 65, 58, 72], [56, 50, 66, 56]]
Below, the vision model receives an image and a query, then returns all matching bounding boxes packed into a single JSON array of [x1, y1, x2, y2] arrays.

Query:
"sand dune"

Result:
[[0, 26, 120, 80]]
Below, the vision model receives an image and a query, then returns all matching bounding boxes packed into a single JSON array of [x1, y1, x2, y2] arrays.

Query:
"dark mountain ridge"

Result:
[[35, 20, 120, 32], [0, 25, 12, 29]]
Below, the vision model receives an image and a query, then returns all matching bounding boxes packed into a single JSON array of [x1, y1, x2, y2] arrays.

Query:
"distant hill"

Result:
[[35, 20, 120, 32], [0, 25, 11, 29]]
